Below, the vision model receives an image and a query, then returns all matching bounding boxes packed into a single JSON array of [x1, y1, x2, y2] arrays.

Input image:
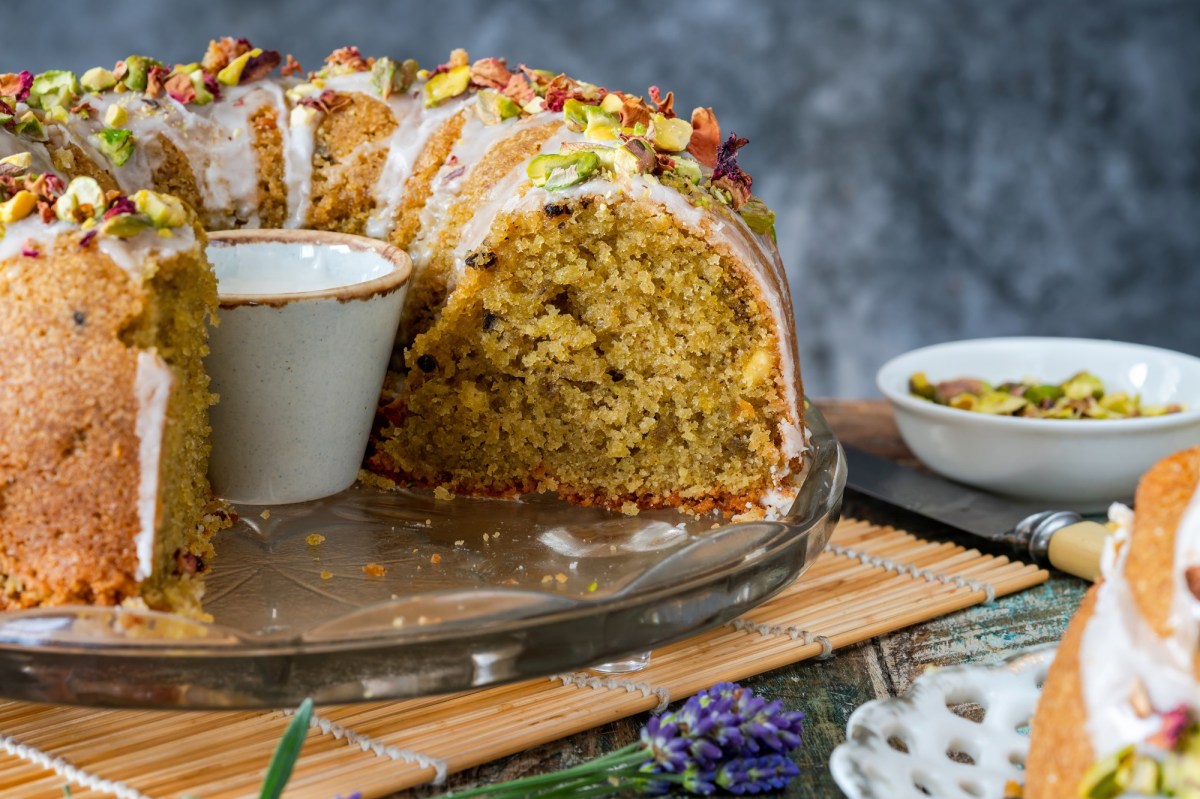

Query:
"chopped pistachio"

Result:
[[132, 189, 188, 228], [186, 69, 215, 105], [649, 112, 693, 152], [27, 70, 79, 111], [80, 67, 117, 93], [121, 55, 164, 92], [285, 82, 322, 103], [104, 103, 127, 128], [423, 65, 470, 108], [909, 372, 937, 401], [600, 92, 624, 116], [0, 152, 32, 169], [47, 106, 70, 124], [94, 128, 135, 167], [475, 89, 521, 125], [1063, 371, 1105, 400], [54, 177, 107, 222], [101, 213, 152, 238], [739, 196, 776, 237], [527, 151, 601, 190], [1022, 383, 1064, 405], [217, 48, 259, 86], [976, 390, 1028, 415], [671, 156, 703, 185], [289, 105, 319, 129], [13, 111, 46, 142], [563, 98, 589, 130], [0, 190, 37, 223], [371, 56, 418, 99]]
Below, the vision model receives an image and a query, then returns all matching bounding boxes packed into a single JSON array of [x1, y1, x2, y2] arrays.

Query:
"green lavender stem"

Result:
[[438, 745, 648, 799]]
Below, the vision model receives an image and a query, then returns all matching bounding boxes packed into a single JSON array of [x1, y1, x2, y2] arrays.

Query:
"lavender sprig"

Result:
[[437, 682, 804, 798]]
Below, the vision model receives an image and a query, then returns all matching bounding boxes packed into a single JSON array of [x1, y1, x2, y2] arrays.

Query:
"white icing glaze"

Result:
[[133, 350, 174, 581], [96, 224, 198, 277], [0, 128, 55, 174], [1080, 490, 1200, 758], [0, 217, 74, 263], [284, 104, 317, 227]]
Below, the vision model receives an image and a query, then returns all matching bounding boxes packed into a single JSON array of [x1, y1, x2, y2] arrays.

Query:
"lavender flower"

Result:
[[716, 755, 801, 795], [438, 682, 804, 798]]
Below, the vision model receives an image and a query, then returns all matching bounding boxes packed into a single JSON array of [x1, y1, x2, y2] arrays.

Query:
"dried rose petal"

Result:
[[145, 65, 169, 98], [648, 85, 675, 118], [687, 107, 720, 168], [470, 57, 512, 90], [712, 132, 753, 209], [1148, 705, 1193, 750], [240, 50, 281, 84], [201, 37, 253, 73], [165, 72, 196, 104], [280, 54, 302, 77], [0, 98, 13, 116], [21, 243, 39, 258], [202, 71, 221, 99], [104, 195, 137, 219], [325, 46, 371, 72], [502, 73, 535, 105], [79, 229, 98, 249], [0, 71, 34, 103], [298, 89, 350, 115]]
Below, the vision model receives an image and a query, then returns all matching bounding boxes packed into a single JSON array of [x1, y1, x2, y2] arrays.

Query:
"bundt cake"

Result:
[[0, 40, 806, 612], [0, 168, 225, 615], [1025, 447, 1200, 797]]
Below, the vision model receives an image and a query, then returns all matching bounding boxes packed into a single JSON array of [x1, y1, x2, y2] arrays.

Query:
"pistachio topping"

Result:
[[908, 370, 1186, 419], [27, 71, 79, 112], [94, 128, 135, 167], [80, 67, 117, 93], [54, 176, 106, 223]]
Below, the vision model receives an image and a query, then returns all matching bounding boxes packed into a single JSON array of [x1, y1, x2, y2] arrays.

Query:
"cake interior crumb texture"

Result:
[[0, 227, 220, 616]]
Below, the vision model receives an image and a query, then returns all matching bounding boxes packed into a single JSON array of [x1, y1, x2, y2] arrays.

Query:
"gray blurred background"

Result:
[[5, 0, 1197, 396]]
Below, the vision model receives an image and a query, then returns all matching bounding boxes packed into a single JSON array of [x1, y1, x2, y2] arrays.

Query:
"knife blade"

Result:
[[843, 444, 1110, 581]]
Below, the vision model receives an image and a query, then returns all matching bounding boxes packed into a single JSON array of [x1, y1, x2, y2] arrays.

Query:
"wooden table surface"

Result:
[[404, 399, 1088, 798]]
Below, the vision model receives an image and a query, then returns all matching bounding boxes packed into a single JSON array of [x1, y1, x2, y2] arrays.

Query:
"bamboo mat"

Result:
[[0, 518, 1046, 799]]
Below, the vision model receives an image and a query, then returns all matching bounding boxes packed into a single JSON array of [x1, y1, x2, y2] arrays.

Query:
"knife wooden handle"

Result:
[[1046, 520, 1110, 581]]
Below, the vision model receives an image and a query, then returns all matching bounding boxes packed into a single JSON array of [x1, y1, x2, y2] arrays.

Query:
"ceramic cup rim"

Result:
[[208, 228, 413, 308]]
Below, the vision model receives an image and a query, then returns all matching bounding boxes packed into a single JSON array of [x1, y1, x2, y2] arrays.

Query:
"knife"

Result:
[[843, 444, 1111, 581]]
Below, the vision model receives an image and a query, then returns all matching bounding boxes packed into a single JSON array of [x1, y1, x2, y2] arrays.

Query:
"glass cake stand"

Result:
[[0, 403, 845, 709]]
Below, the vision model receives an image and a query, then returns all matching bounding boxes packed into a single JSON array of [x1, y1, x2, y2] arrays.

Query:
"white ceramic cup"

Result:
[[205, 229, 411, 504]]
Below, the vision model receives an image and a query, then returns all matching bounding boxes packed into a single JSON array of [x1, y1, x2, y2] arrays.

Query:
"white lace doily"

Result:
[[830, 647, 1056, 799]]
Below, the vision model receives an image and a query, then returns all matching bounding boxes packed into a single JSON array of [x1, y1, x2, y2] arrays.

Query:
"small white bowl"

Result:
[[205, 229, 411, 505], [876, 337, 1200, 510]]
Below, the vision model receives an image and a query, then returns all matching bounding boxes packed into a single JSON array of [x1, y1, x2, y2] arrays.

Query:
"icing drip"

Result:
[[364, 94, 464, 239], [284, 105, 317, 228], [133, 350, 174, 581], [96, 224, 198, 277], [1081, 493, 1200, 757]]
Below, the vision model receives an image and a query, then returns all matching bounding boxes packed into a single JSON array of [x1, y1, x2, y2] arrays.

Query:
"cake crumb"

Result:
[[541, 574, 553, 584], [260, 509, 270, 519], [320, 570, 333, 580], [362, 562, 387, 577], [454, 539, 465, 547], [305, 533, 326, 546], [433, 486, 454, 501], [430, 553, 442, 564], [483, 533, 490, 542], [555, 573, 567, 584], [620, 501, 640, 516]]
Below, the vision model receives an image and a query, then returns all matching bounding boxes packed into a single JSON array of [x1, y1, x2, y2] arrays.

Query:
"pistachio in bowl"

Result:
[[876, 337, 1200, 510], [908, 370, 1185, 420]]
